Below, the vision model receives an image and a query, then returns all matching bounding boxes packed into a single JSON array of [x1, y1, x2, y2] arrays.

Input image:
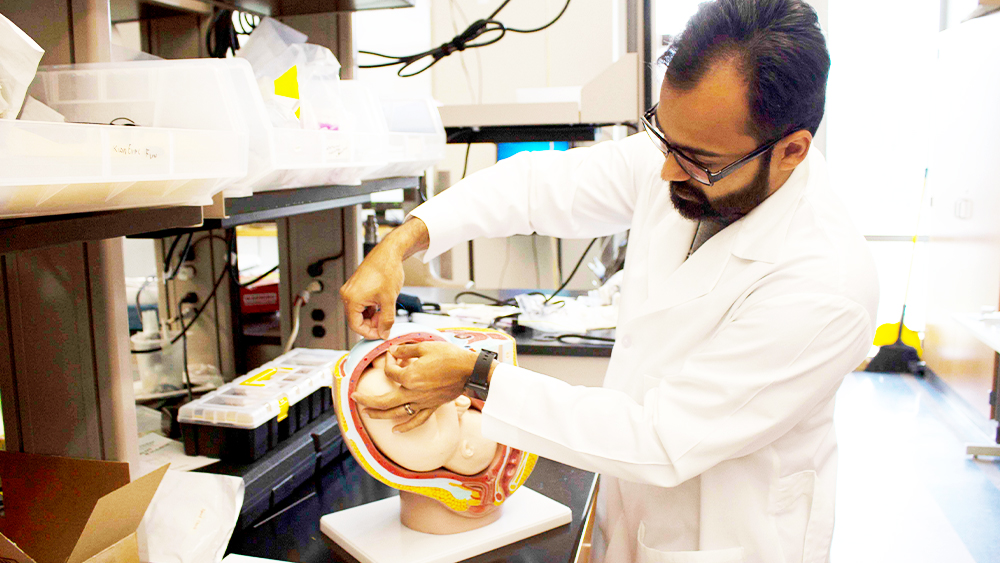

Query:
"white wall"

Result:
[[825, 0, 941, 331], [429, 0, 620, 105]]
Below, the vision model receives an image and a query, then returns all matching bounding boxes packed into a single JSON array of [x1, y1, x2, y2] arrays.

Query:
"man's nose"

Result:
[[660, 152, 691, 183]]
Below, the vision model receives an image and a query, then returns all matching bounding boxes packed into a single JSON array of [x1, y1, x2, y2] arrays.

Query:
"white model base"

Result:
[[967, 444, 1000, 457], [320, 487, 572, 563]]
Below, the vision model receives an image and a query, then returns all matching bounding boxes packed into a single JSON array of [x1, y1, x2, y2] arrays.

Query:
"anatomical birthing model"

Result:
[[335, 323, 536, 534]]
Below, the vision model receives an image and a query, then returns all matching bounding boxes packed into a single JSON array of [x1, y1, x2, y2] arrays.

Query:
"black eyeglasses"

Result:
[[641, 104, 782, 186]]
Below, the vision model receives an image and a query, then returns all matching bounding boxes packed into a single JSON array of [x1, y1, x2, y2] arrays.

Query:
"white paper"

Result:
[[143, 470, 244, 563], [138, 433, 217, 473], [19, 95, 65, 122], [0, 13, 44, 119]]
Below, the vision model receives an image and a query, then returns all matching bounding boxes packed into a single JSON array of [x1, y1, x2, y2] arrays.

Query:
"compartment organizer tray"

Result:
[[179, 348, 346, 463]]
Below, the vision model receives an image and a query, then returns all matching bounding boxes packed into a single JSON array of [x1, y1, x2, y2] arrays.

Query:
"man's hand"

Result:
[[352, 342, 477, 433], [340, 218, 430, 339]]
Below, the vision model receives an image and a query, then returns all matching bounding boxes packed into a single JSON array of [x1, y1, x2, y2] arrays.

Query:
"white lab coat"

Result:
[[410, 134, 878, 563]]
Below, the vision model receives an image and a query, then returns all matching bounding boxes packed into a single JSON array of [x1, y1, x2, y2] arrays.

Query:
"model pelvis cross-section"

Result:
[[335, 323, 537, 534]]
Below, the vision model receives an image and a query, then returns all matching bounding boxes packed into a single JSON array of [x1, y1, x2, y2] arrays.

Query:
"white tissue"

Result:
[[0, 13, 44, 119], [142, 470, 245, 563], [18, 95, 64, 122]]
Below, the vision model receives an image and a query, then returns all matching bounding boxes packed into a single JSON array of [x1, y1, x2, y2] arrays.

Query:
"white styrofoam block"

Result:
[[320, 487, 572, 563]]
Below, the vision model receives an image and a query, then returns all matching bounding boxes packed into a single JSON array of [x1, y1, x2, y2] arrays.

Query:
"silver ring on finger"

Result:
[[404, 403, 415, 416]]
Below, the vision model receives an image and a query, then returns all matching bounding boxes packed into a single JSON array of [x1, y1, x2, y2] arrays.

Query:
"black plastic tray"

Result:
[[181, 386, 333, 463], [199, 409, 344, 529]]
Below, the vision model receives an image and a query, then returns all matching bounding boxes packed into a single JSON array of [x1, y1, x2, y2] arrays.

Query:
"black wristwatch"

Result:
[[465, 349, 497, 400]]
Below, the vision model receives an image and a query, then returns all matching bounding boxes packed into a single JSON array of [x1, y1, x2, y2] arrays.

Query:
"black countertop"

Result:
[[402, 288, 616, 359], [227, 453, 598, 562]]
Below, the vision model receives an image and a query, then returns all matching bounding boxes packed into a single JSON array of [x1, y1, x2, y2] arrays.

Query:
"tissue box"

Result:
[[0, 451, 167, 563]]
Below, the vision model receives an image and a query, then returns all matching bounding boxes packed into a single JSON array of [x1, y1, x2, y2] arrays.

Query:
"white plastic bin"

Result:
[[0, 119, 244, 218], [363, 96, 446, 180], [34, 59, 394, 195], [229, 79, 390, 194], [31, 59, 259, 191]]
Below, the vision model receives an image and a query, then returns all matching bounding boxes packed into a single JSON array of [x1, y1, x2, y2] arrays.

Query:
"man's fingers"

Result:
[[393, 409, 433, 433], [364, 404, 415, 420], [383, 360, 407, 385], [345, 301, 380, 339], [351, 389, 405, 410], [389, 343, 425, 359], [377, 298, 396, 340]]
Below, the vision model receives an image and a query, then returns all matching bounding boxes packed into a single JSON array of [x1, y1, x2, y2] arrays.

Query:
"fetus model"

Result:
[[335, 323, 536, 534]]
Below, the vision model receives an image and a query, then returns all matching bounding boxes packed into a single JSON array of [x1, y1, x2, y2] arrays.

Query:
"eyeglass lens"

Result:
[[644, 113, 712, 185], [672, 152, 711, 184]]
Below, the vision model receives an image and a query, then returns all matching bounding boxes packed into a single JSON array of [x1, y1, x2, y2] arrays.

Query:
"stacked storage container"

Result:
[[2, 59, 250, 218], [29, 58, 445, 202], [178, 348, 346, 463]]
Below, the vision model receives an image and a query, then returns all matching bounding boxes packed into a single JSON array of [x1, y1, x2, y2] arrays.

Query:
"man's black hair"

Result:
[[661, 0, 830, 142]]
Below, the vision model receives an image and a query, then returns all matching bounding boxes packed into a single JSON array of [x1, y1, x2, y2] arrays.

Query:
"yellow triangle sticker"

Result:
[[274, 65, 299, 100], [295, 106, 300, 119]]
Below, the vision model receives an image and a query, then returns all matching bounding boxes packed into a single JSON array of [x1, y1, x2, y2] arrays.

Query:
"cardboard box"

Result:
[[0, 452, 167, 563]]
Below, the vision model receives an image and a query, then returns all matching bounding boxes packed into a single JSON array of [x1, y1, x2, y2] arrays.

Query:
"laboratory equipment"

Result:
[[178, 348, 345, 462], [130, 311, 185, 394]]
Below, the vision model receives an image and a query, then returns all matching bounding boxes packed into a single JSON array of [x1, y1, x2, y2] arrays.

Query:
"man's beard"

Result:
[[669, 152, 772, 223]]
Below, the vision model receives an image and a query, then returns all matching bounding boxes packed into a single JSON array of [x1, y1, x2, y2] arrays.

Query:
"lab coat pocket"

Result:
[[637, 522, 745, 563], [770, 470, 831, 563]]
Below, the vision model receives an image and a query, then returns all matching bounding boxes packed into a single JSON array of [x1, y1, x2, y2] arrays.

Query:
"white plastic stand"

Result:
[[320, 487, 572, 563]]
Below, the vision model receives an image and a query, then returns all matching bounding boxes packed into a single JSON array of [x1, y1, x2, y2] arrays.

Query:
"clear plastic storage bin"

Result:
[[0, 119, 244, 217], [363, 96, 446, 181], [229, 79, 390, 194], [32, 58, 261, 195], [178, 348, 346, 462]]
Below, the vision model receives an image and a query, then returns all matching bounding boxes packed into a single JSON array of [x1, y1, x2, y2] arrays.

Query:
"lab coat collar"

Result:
[[731, 148, 819, 264], [637, 149, 820, 317]]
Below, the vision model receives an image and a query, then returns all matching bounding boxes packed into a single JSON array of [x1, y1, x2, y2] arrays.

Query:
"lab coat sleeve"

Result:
[[410, 133, 659, 260], [480, 292, 873, 487]]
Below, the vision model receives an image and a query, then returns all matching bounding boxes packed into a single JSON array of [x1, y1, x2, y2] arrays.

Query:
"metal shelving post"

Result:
[[0, 0, 141, 473]]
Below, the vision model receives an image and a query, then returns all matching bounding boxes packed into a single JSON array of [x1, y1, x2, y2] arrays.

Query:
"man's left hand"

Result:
[[352, 342, 478, 433]]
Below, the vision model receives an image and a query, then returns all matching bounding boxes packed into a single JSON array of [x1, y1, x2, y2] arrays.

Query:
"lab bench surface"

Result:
[[227, 455, 598, 563], [402, 287, 616, 358]]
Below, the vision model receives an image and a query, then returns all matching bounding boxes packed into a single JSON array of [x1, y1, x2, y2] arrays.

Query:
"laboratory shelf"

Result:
[[133, 176, 419, 238], [446, 124, 601, 145], [0, 205, 203, 254], [112, 0, 414, 23]]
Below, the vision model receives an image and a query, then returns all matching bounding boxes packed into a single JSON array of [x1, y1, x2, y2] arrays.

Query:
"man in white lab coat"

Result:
[[341, 0, 879, 561]]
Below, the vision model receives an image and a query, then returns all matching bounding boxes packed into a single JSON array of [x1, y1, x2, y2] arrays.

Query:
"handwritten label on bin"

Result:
[[108, 129, 169, 176]]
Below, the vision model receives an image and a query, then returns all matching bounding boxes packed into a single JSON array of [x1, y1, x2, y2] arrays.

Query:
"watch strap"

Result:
[[466, 349, 497, 399]]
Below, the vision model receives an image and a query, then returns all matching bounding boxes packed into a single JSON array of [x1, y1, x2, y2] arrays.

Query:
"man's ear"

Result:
[[774, 130, 812, 171]]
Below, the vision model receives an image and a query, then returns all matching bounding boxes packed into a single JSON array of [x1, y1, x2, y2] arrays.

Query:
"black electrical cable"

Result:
[[207, 9, 240, 58], [358, 0, 572, 77], [164, 233, 193, 281], [131, 233, 236, 354], [489, 311, 521, 329], [544, 237, 598, 304], [462, 142, 472, 179], [239, 264, 279, 288], [555, 333, 615, 344], [181, 315, 193, 401], [135, 275, 154, 322], [161, 234, 184, 274], [504, 0, 571, 33], [307, 252, 345, 278]]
